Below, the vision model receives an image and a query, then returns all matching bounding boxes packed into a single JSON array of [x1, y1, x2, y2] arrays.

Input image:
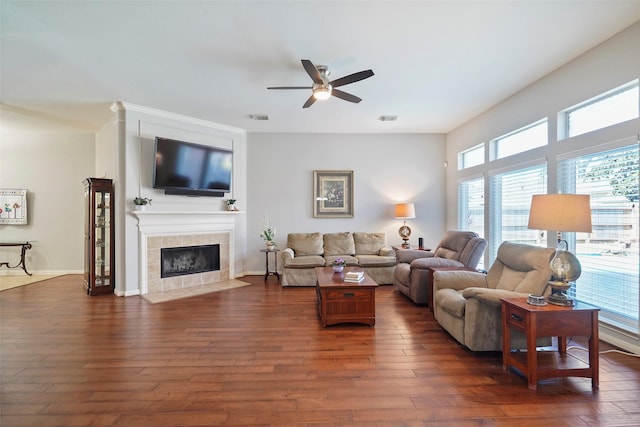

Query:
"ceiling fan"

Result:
[[268, 59, 374, 108]]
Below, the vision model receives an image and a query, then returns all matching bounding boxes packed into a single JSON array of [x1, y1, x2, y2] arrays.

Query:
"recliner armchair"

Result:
[[393, 230, 487, 304], [432, 241, 555, 351]]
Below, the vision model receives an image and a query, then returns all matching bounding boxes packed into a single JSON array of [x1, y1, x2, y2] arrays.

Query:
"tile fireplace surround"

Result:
[[132, 211, 236, 295]]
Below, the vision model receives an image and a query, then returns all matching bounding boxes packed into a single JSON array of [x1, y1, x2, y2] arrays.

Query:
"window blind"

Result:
[[489, 164, 547, 261], [458, 177, 485, 268], [558, 143, 639, 334]]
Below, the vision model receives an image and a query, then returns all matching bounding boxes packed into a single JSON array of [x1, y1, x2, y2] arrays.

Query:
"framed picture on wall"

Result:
[[0, 189, 28, 225], [313, 170, 354, 218]]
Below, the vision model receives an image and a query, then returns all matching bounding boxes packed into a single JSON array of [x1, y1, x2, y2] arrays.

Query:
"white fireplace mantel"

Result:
[[132, 211, 238, 294]]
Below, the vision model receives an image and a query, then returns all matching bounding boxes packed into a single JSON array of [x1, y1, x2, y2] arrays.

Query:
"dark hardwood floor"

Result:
[[1, 274, 639, 426]]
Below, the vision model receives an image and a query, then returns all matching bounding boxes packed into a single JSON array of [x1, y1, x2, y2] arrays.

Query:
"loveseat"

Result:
[[281, 232, 396, 286]]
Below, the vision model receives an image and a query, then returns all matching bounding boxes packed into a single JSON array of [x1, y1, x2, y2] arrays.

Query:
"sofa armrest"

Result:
[[410, 257, 464, 271], [462, 287, 530, 308], [281, 248, 295, 261], [379, 246, 395, 257], [433, 270, 487, 293], [395, 249, 434, 264]]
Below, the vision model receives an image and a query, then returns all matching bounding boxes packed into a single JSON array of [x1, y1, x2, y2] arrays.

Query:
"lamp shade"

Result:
[[395, 203, 416, 219], [527, 194, 592, 233]]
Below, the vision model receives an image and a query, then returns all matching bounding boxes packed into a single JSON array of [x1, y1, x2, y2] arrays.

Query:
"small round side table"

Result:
[[259, 248, 280, 282]]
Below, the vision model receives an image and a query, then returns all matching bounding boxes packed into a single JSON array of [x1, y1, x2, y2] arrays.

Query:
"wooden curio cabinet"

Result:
[[83, 178, 115, 295]]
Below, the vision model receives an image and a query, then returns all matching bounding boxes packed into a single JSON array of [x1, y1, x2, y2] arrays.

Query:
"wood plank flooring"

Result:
[[1, 274, 639, 426]]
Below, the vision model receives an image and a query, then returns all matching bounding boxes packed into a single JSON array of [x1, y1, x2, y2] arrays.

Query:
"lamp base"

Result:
[[398, 224, 412, 249], [547, 293, 574, 307], [546, 280, 574, 306]]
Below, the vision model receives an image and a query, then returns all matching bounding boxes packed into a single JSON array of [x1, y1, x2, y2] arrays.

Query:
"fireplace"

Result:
[[161, 244, 220, 278], [133, 211, 235, 295]]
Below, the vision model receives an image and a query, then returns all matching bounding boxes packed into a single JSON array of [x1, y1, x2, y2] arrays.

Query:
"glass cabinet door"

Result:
[[83, 178, 114, 295], [95, 190, 110, 288]]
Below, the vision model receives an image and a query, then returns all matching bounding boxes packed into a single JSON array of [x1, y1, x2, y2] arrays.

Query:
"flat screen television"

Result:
[[153, 137, 232, 197]]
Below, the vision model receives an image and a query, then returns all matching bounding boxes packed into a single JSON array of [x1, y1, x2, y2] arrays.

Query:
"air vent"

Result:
[[378, 115, 398, 122], [250, 114, 270, 121]]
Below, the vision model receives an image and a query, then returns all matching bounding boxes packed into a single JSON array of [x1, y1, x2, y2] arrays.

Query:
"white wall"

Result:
[[245, 132, 446, 274], [0, 107, 95, 274], [446, 22, 640, 230]]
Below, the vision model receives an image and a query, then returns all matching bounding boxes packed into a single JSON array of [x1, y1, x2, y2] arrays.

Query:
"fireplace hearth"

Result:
[[161, 244, 220, 278]]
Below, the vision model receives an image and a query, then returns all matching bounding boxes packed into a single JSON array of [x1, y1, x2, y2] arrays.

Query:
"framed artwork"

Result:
[[0, 189, 28, 225], [313, 170, 354, 218]]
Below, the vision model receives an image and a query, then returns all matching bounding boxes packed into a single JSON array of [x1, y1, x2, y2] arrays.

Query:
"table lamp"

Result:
[[395, 203, 416, 249], [527, 194, 592, 306]]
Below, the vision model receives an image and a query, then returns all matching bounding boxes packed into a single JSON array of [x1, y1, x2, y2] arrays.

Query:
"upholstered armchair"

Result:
[[432, 241, 555, 351], [393, 230, 487, 304]]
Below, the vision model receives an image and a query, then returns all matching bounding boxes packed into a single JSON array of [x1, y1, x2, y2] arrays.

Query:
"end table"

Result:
[[501, 297, 600, 390], [260, 248, 280, 282]]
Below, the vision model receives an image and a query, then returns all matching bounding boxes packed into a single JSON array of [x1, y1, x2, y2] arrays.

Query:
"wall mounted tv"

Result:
[[153, 137, 233, 197]]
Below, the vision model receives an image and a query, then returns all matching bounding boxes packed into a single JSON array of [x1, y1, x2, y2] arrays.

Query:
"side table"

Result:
[[259, 248, 280, 282], [501, 297, 600, 390], [0, 242, 34, 276], [392, 245, 431, 252]]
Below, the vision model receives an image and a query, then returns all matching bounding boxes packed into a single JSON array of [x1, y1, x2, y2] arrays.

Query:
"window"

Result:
[[562, 80, 639, 139], [458, 143, 484, 170], [458, 177, 485, 268], [558, 143, 639, 333], [489, 164, 547, 260], [490, 120, 548, 160]]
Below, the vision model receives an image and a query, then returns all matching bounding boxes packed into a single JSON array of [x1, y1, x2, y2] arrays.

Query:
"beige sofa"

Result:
[[281, 232, 396, 286]]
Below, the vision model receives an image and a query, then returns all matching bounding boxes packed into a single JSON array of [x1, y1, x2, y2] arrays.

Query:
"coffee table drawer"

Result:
[[325, 289, 372, 300]]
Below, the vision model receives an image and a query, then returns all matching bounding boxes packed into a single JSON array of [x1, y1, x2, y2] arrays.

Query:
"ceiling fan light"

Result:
[[313, 86, 332, 100]]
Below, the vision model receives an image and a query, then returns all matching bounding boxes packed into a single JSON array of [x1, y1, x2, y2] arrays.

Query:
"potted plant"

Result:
[[332, 258, 346, 273], [226, 198, 237, 211], [259, 215, 276, 250], [133, 197, 152, 211]]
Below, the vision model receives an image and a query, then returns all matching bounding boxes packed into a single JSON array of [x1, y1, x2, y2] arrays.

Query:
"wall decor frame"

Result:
[[0, 189, 28, 225], [313, 170, 354, 218]]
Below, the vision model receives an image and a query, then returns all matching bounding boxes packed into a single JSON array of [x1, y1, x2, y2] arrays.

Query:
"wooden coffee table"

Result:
[[315, 266, 378, 327]]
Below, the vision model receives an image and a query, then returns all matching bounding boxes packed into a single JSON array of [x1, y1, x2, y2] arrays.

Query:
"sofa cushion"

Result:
[[495, 267, 527, 291], [323, 232, 356, 256], [287, 232, 324, 256], [433, 247, 459, 260], [354, 232, 386, 255], [356, 254, 396, 267], [324, 255, 358, 266], [283, 255, 325, 268]]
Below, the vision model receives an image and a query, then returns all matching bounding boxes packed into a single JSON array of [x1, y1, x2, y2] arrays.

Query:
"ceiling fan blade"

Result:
[[302, 94, 317, 108], [330, 69, 374, 88], [301, 59, 323, 84], [331, 88, 362, 103], [267, 86, 312, 90]]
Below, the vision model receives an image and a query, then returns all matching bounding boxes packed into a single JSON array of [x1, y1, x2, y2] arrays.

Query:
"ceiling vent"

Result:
[[378, 115, 398, 122], [249, 114, 270, 121]]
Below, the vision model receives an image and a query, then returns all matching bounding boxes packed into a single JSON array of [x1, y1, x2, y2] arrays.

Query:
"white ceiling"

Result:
[[1, 1, 640, 134]]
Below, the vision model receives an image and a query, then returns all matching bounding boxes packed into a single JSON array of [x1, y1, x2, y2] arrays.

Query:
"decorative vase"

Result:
[[333, 265, 344, 273], [227, 204, 235, 211], [266, 242, 275, 251], [134, 205, 145, 211]]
